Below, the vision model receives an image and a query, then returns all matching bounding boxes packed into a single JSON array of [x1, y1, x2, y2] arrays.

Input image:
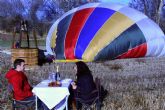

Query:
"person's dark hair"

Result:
[[13, 59, 25, 69], [75, 61, 91, 77]]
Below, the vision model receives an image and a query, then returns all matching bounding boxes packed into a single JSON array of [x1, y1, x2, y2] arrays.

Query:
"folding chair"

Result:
[[7, 84, 36, 110]]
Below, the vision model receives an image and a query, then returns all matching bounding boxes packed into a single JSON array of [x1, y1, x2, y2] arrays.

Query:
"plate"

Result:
[[41, 80, 51, 84], [62, 79, 72, 83]]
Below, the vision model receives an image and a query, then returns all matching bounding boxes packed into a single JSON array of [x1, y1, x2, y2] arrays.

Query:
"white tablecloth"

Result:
[[32, 79, 72, 109]]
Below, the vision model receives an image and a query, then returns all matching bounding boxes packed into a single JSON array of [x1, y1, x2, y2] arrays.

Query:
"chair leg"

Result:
[[76, 101, 82, 110], [12, 103, 16, 110], [96, 101, 101, 110], [27, 106, 31, 110]]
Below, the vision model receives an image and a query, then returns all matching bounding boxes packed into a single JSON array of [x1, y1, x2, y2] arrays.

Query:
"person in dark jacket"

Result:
[[71, 61, 101, 110]]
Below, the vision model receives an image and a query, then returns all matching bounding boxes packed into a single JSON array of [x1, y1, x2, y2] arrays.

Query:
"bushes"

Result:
[[0, 53, 11, 109]]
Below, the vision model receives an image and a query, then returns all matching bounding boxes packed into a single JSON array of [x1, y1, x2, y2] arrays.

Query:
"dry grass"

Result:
[[1, 52, 165, 110]]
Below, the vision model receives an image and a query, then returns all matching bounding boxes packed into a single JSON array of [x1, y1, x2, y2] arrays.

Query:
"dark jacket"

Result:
[[75, 72, 98, 104], [5, 69, 33, 100]]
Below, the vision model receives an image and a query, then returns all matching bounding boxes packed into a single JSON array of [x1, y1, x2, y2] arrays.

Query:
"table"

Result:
[[32, 79, 72, 110]]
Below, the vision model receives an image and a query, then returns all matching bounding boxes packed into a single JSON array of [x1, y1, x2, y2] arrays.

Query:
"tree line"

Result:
[[0, 0, 98, 37], [0, 0, 164, 37]]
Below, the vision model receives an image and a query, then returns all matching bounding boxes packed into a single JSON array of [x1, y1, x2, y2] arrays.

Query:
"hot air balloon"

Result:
[[46, 3, 165, 62]]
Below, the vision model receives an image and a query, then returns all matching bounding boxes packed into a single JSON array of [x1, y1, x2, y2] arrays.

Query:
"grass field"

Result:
[[0, 39, 12, 48], [0, 39, 46, 49], [1, 54, 165, 109], [0, 32, 46, 49], [1, 33, 165, 110]]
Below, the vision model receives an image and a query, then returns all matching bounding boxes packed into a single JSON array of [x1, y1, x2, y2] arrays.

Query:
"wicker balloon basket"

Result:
[[11, 48, 38, 66]]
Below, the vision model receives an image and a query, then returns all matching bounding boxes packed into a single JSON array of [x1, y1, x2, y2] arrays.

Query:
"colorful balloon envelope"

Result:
[[46, 3, 165, 62]]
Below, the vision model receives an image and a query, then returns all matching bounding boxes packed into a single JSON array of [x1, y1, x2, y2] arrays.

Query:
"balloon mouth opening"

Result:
[[53, 59, 90, 63]]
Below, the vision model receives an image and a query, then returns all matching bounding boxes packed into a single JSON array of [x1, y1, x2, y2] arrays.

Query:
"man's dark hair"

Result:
[[13, 59, 25, 69]]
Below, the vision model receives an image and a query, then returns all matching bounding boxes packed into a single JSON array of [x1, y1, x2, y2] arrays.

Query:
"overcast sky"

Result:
[[99, 0, 131, 5]]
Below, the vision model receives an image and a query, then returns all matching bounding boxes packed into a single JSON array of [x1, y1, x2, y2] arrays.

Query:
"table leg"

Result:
[[66, 96, 68, 110], [35, 96, 38, 110]]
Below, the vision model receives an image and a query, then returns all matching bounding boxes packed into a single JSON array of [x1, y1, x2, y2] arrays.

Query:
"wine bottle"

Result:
[[56, 65, 60, 81]]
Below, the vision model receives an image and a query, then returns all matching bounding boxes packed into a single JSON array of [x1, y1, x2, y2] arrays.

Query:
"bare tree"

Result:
[[0, 0, 11, 17], [130, 0, 165, 32], [0, 0, 25, 18], [160, 0, 165, 20], [11, 0, 25, 17], [130, 0, 161, 23], [157, 0, 164, 24], [39, 0, 64, 21], [0, 0, 100, 33], [0, 0, 25, 32], [40, 0, 99, 21], [27, 0, 44, 26]]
